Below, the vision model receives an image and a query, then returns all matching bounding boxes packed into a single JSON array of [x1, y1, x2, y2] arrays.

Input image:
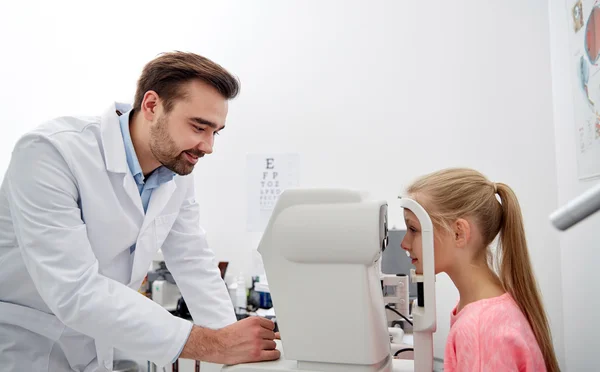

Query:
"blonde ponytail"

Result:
[[495, 183, 560, 372]]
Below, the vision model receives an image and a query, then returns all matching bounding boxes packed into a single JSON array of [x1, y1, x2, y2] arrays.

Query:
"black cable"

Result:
[[385, 305, 413, 326], [394, 347, 414, 357]]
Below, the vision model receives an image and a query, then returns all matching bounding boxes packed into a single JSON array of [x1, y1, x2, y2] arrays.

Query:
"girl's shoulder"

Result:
[[450, 293, 530, 333]]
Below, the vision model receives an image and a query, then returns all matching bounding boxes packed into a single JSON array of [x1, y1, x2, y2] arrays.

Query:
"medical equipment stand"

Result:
[[398, 198, 436, 372]]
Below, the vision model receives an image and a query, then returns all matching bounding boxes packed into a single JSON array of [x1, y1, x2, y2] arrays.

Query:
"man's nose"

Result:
[[197, 138, 213, 155]]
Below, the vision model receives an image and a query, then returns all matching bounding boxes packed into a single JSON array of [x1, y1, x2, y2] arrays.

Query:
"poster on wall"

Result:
[[246, 153, 300, 232], [567, 0, 600, 179]]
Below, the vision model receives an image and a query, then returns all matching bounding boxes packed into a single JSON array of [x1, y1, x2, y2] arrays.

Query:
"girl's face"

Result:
[[400, 209, 455, 275]]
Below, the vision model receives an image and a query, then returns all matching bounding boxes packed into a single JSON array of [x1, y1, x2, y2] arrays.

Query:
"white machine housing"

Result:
[[151, 279, 180, 311], [222, 189, 437, 372], [263, 189, 390, 371]]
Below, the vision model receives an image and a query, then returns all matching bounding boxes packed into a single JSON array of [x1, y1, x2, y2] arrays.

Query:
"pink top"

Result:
[[443, 293, 546, 372]]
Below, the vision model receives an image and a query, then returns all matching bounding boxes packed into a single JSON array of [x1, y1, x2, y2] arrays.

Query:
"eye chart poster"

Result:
[[246, 153, 300, 232]]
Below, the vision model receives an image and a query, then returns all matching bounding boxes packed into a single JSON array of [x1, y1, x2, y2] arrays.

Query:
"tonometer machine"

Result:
[[222, 188, 437, 372]]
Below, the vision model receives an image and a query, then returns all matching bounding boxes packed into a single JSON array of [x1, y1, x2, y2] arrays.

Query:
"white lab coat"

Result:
[[0, 102, 236, 371]]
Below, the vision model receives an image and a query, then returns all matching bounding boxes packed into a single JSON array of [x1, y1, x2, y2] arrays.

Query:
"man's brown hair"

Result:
[[133, 51, 240, 113]]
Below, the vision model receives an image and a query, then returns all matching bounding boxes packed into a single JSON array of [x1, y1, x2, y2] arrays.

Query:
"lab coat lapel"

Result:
[[122, 174, 144, 216], [129, 180, 177, 286]]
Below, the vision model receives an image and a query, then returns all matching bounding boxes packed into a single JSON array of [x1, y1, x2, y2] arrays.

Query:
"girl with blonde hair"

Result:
[[401, 168, 559, 372]]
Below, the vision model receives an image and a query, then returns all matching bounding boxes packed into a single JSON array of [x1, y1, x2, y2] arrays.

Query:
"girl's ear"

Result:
[[453, 218, 471, 248]]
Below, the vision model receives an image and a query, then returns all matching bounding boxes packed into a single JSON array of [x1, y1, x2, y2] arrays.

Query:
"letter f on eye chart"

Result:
[[246, 153, 300, 232]]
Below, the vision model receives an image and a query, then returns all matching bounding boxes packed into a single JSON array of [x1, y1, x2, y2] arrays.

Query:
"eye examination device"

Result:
[[221, 188, 436, 372], [550, 182, 600, 230]]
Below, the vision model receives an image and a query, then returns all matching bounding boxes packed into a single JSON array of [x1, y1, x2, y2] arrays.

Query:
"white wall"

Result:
[[549, 0, 600, 370], [0, 0, 565, 368]]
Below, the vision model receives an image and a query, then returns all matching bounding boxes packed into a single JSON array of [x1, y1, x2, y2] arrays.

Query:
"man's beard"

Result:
[[149, 114, 204, 176]]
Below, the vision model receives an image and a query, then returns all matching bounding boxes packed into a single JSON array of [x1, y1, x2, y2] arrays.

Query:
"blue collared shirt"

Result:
[[118, 110, 176, 253]]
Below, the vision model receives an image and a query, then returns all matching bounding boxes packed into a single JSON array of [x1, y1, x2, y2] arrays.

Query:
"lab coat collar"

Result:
[[100, 102, 133, 174]]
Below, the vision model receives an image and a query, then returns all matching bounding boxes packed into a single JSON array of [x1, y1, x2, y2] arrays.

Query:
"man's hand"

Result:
[[180, 316, 280, 365]]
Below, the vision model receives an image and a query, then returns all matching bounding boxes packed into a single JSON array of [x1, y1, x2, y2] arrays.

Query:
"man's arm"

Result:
[[161, 175, 236, 330], [161, 176, 281, 364], [5, 135, 192, 367]]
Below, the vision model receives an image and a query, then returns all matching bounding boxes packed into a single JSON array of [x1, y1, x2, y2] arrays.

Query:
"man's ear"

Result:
[[453, 218, 471, 248], [141, 90, 160, 121]]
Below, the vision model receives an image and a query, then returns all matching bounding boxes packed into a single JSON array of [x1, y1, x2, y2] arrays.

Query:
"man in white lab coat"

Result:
[[0, 52, 279, 371]]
